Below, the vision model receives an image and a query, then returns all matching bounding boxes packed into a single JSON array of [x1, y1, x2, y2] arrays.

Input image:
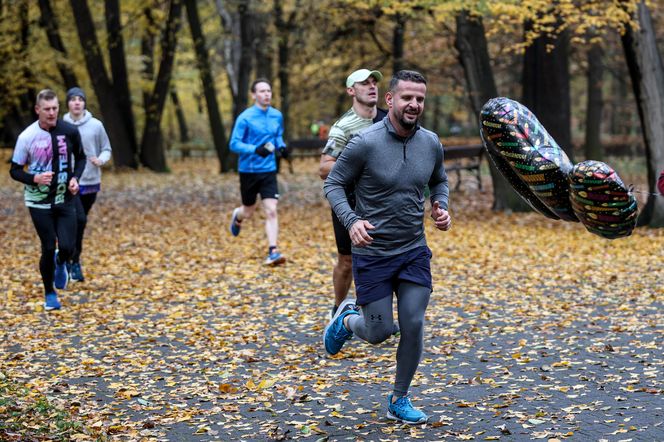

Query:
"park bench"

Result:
[[443, 144, 484, 190], [169, 139, 210, 159], [286, 138, 484, 190], [288, 138, 326, 158]]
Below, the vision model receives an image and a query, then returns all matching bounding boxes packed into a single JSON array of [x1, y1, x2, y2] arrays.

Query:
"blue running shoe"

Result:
[[387, 394, 428, 425], [54, 252, 69, 290], [323, 298, 359, 355], [70, 262, 85, 282], [264, 250, 286, 266], [229, 208, 242, 236], [44, 292, 61, 311]]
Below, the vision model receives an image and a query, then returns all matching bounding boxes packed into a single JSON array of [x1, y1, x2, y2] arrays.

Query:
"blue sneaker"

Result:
[[323, 298, 359, 355], [70, 262, 85, 282], [44, 292, 61, 311], [387, 394, 428, 425], [264, 250, 286, 266], [54, 252, 69, 290], [229, 208, 242, 236]]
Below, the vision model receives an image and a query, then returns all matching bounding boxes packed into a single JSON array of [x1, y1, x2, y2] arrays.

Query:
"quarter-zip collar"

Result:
[[383, 117, 420, 159]]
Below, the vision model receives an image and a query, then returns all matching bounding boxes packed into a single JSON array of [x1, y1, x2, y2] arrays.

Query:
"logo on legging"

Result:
[[55, 135, 68, 204], [370, 314, 382, 321]]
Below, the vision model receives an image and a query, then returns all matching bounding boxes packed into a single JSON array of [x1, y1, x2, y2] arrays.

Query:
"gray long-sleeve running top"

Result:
[[324, 117, 449, 256]]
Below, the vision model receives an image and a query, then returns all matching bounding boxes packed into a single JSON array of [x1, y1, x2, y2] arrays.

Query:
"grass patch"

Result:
[[0, 372, 97, 441]]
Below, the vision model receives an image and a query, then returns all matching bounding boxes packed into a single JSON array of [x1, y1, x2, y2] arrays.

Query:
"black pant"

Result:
[[29, 200, 77, 294], [73, 192, 98, 262]]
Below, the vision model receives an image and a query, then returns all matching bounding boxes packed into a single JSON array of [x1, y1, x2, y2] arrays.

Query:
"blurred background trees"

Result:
[[0, 0, 662, 224]]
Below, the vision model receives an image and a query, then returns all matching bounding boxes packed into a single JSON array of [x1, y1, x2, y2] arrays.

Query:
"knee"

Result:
[[264, 207, 278, 220], [337, 255, 352, 273], [42, 243, 57, 256], [401, 317, 425, 335], [77, 212, 87, 226], [366, 324, 393, 345]]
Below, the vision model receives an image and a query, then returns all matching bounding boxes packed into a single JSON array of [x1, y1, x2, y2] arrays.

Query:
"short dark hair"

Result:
[[36, 89, 58, 106], [388, 70, 427, 92], [251, 78, 272, 92]]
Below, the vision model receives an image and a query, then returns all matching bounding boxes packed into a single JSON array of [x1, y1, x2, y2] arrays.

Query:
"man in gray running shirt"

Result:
[[323, 70, 451, 425]]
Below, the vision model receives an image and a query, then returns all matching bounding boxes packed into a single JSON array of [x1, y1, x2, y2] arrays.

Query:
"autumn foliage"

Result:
[[1, 156, 662, 440]]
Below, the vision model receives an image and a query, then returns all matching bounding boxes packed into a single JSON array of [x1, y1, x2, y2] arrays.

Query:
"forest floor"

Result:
[[1, 155, 662, 441]]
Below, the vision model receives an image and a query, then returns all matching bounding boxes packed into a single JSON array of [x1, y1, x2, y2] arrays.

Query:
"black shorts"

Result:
[[331, 191, 356, 255], [239, 172, 279, 206], [332, 210, 352, 255]]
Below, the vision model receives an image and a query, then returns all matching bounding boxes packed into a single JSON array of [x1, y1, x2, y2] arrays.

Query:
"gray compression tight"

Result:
[[346, 281, 431, 397]]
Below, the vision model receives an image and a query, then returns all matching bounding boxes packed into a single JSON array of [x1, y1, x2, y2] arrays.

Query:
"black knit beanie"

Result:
[[66, 87, 86, 104]]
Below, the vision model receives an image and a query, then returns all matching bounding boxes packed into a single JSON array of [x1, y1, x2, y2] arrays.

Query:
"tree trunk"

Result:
[[1, 1, 34, 144], [69, 0, 137, 168], [184, 0, 230, 172], [105, 0, 138, 155], [392, 14, 405, 74], [235, 0, 253, 121], [140, 0, 182, 172], [621, 0, 664, 227], [522, 24, 573, 161], [38, 0, 78, 88], [170, 87, 189, 143], [455, 10, 530, 212], [274, 0, 298, 141], [585, 42, 604, 161], [141, 8, 156, 110], [253, 12, 273, 80]]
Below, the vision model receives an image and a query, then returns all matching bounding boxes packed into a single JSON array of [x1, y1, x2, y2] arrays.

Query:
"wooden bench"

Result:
[[443, 144, 484, 190], [169, 139, 210, 160], [285, 138, 484, 190], [288, 138, 326, 158]]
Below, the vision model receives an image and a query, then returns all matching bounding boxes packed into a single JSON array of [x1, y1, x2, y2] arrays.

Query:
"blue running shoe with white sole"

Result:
[[44, 292, 61, 311], [323, 298, 359, 355], [265, 250, 286, 266], [387, 394, 428, 425], [54, 251, 69, 290], [229, 208, 242, 236]]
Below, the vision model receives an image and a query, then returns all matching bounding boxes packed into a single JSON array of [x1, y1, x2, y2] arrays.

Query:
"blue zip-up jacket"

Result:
[[230, 104, 286, 173]]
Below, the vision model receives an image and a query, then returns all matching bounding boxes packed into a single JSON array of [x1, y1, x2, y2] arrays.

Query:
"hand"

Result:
[[431, 201, 451, 231], [34, 171, 54, 185], [349, 219, 375, 247], [279, 146, 290, 160], [90, 156, 102, 166], [68, 177, 79, 195], [255, 143, 274, 158]]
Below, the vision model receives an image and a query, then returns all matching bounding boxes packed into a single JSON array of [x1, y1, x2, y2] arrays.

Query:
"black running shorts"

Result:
[[331, 190, 356, 255], [331, 209, 352, 255], [239, 172, 279, 206]]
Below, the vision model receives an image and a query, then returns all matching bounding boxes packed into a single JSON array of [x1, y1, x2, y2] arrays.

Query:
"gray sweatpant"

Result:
[[346, 281, 431, 397]]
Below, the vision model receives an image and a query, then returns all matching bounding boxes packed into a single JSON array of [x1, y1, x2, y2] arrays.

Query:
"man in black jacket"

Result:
[[10, 89, 86, 310]]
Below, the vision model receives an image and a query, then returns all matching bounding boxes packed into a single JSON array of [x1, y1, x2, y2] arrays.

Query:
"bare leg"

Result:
[[262, 198, 279, 247], [333, 253, 352, 307]]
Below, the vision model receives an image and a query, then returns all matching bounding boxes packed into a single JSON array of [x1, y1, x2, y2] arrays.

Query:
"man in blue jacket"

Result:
[[229, 78, 288, 265]]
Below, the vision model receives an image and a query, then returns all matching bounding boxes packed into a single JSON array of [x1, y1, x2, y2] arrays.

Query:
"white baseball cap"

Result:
[[346, 69, 383, 88]]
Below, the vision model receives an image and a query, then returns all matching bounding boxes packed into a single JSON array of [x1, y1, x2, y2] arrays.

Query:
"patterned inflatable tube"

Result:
[[480, 97, 578, 222], [569, 161, 638, 239]]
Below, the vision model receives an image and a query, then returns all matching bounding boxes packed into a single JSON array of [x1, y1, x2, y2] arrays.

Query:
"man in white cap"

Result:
[[319, 68, 387, 319]]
